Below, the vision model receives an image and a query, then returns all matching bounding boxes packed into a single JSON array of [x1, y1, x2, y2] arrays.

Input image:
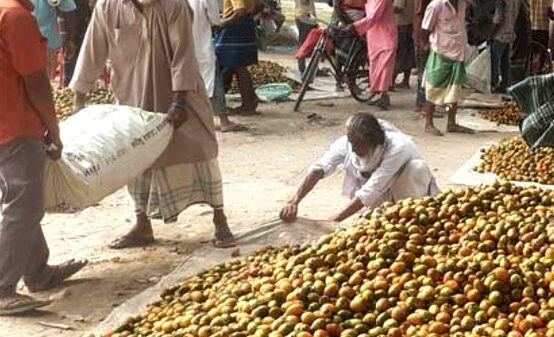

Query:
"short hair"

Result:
[[345, 113, 385, 146]]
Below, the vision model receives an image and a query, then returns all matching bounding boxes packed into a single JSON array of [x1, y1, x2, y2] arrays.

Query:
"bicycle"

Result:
[[293, 24, 371, 112]]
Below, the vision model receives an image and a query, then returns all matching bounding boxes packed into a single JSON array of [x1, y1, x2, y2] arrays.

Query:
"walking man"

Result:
[[0, 0, 86, 315], [348, 0, 398, 110], [189, 0, 247, 132], [71, 0, 237, 248], [393, 0, 416, 89], [490, 0, 523, 93], [215, 0, 260, 115], [422, 0, 474, 135], [413, 0, 432, 112]]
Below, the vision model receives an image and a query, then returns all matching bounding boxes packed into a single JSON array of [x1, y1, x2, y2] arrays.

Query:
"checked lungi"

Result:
[[509, 73, 554, 148], [214, 17, 258, 69], [128, 159, 224, 223]]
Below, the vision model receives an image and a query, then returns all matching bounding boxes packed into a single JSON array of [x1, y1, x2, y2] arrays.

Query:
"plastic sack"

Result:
[[44, 105, 173, 213], [255, 83, 293, 102], [465, 46, 491, 94]]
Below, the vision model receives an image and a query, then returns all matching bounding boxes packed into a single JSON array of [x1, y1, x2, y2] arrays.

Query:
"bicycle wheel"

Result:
[[294, 49, 323, 112], [346, 46, 371, 103]]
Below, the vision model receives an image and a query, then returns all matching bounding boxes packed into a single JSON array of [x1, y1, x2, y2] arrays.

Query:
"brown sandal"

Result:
[[0, 294, 51, 315]]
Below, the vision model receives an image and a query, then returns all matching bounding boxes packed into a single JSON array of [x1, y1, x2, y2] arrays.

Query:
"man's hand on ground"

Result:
[[166, 105, 189, 129], [279, 202, 298, 223]]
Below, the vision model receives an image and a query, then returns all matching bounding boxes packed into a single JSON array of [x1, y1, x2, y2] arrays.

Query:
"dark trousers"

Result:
[[531, 30, 549, 48], [415, 47, 429, 107], [296, 19, 318, 74], [0, 139, 48, 296], [491, 39, 511, 92]]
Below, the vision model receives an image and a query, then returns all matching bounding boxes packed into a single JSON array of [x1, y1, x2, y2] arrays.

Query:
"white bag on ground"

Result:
[[44, 105, 173, 213], [465, 45, 492, 94]]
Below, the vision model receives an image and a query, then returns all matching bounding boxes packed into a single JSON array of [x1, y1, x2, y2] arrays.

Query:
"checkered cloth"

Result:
[[128, 159, 224, 223], [508, 73, 554, 148], [529, 0, 550, 31]]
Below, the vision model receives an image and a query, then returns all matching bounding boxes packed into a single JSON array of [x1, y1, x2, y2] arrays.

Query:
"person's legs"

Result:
[[222, 67, 235, 93], [211, 65, 247, 132], [235, 66, 258, 114], [109, 172, 155, 249], [500, 43, 512, 91], [424, 101, 443, 136], [415, 48, 429, 110], [212, 208, 236, 248], [0, 140, 47, 297], [296, 19, 309, 74], [446, 103, 474, 133], [490, 39, 502, 91]]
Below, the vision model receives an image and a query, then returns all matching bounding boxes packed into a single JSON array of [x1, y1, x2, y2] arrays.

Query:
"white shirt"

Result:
[[309, 121, 423, 208], [189, 0, 220, 97]]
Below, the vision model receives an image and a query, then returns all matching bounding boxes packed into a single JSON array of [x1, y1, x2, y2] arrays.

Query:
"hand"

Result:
[[166, 104, 189, 129], [279, 201, 298, 223], [45, 131, 64, 161]]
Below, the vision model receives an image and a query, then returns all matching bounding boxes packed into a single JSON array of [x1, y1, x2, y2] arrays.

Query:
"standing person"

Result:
[[215, 0, 260, 116], [530, 0, 551, 47], [511, 0, 531, 82], [0, 0, 87, 315], [280, 113, 438, 223], [30, 0, 77, 78], [295, 0, 318, 74], [393, 0, 416, 89], [189, 0, 247, 132], [413, 0, 432, 112], [347, 0, 398, 110], [422, 0, 474, 136], [61, 0, 91, 86], [466, 0, 495, 46], [71, 0, 237, 249], [490, 0, 523, 93]]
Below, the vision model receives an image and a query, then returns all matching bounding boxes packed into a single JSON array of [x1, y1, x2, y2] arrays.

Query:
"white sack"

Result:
[[465, 46, 492, 94], [44, 105, 173, 213]]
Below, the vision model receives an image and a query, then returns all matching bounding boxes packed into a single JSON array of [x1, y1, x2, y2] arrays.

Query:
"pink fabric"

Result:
[[353, 0, 397, 93], [422, 0, 471, 62]]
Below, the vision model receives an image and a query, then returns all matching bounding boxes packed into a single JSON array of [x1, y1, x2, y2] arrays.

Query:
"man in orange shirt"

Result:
[[0, 0, 86, 315]]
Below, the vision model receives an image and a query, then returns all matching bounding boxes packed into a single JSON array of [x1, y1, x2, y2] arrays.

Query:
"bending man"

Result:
[[280, 113, 439, 223]]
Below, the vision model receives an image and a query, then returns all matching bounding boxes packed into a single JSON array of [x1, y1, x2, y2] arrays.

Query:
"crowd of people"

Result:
[[295, 0, 554, 134], [1, 0, 554, 316]]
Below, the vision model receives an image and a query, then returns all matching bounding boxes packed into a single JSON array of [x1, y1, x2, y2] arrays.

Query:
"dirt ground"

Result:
[[0, 53, 514, 337]]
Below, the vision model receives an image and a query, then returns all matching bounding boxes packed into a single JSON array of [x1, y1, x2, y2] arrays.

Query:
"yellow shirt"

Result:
[[223, 0, 258, 18]]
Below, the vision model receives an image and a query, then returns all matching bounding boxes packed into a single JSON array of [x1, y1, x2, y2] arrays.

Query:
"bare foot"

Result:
[[447, 124, 475, 134], [425, 125, 444, 136]]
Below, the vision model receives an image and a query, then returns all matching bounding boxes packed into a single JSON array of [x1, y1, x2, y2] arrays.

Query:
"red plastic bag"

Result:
[[295, 28, 333, 59]]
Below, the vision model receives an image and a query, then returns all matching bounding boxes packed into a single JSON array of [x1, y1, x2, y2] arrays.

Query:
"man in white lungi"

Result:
[[280, 113, 439, 222]]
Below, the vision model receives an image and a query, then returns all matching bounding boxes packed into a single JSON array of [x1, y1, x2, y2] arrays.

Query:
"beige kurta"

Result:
[[70, 0, 218, 168]]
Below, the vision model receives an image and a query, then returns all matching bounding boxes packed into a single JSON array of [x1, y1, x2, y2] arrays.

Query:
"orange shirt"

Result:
[[0, 0, 48, 145]]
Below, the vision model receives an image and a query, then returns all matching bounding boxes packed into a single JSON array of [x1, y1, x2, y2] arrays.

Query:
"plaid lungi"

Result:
[[214, 17, 258, 69], [128, 159, 224, 223], [424, 50, 466, 105], [508, 73, 554, 148]]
